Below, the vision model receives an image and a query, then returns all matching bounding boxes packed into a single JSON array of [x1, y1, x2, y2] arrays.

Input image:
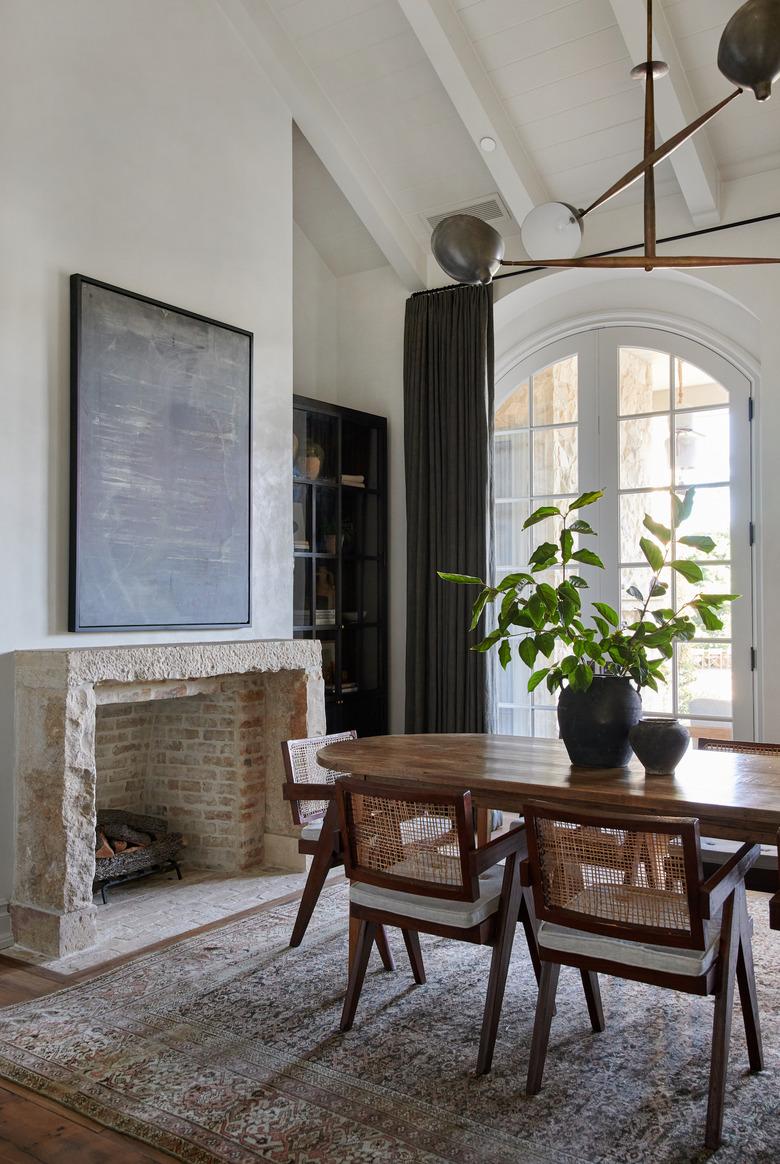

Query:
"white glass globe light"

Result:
[[521, 201, 583, 261]]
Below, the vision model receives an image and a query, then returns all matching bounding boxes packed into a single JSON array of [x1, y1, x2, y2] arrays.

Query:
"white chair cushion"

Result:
[[300, 819, 323, 842], [700, 836, 777, 870], [350, 865, 504, 929], [538, 885, 721, 977]]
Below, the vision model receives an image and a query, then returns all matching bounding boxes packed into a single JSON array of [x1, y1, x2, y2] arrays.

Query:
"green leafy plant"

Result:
[[439, 488, 737, 696]]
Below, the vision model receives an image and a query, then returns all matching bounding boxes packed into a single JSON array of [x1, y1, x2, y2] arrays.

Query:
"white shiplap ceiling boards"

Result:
[[246, 0, 780, 287]]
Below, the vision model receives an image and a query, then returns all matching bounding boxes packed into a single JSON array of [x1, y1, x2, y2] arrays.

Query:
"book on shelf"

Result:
[[293, 540, 310, 551], [341, 474, 365, 487]]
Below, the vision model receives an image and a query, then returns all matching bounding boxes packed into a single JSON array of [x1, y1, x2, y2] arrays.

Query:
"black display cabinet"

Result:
[[292, 396, 388, 736]]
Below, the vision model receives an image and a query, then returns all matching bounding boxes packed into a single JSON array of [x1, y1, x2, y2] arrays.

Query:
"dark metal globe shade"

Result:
[[718, 0, 780, 100], [431, 214, 505, 285]]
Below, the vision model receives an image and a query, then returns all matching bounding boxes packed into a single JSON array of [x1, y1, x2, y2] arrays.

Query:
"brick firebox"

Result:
[[12, 641, 325, 957]]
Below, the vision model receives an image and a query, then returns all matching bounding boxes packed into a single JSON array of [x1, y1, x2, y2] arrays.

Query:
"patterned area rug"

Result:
[[0, 884, 778, 1164]]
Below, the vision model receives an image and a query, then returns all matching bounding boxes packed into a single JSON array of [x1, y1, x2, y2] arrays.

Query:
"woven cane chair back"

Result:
[[698, 737, 780, 756], [524, 802, 707, 949], [282, 730, 357, 826], [336, 778, 479, 901]]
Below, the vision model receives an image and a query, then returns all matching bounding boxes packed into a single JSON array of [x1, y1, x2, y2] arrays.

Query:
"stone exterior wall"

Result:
[[12, 641, 325, 957]]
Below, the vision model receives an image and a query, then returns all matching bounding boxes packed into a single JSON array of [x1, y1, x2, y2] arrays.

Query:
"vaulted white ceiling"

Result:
[[228, 0, 780, 287]]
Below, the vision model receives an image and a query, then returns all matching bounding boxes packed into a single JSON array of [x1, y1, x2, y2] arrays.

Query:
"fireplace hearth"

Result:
[[13, 641, 325, 956], [94, 810, 184, 904]]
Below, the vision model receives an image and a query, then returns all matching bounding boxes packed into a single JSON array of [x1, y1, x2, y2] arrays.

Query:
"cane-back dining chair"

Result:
[[280, 732, 393, 968], [522, 801, 763, 1150], [697, 737, 780, 892], [334, 777, 582, 1075]]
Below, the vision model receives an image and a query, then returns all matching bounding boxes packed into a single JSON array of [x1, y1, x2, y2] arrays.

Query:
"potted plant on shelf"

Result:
[[439, 488, 737, 770], [304, 439, 324, 480]]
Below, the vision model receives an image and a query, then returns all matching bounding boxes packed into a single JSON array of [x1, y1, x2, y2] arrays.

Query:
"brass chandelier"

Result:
[[432, 0, 780, 283]]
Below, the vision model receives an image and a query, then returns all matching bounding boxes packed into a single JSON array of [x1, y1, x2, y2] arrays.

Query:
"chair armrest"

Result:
[[282, 783, 334, 801], [700, 842, 760, 919], [472, 821, 527, 874]]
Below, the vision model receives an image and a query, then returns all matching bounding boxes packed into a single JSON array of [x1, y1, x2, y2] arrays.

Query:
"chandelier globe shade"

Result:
[[430, 214, 504, 285], [521, 202, 583, 261], [718, 0, 780, 100]]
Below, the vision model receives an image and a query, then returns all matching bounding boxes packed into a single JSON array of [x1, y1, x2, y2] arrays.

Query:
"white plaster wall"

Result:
[[0, 0, 294, 931], [292, 224, 339, 399]]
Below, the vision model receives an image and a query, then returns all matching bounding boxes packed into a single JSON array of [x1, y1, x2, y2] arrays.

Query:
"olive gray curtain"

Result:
[[404, 283, 495, 734]]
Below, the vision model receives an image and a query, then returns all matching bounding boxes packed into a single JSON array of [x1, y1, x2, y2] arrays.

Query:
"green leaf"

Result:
[[469, 587, 497, 630], [523, 505, 561, 529], [437, 571, 483, 585], [568, 490, 604, 512], [529, 542, 558, 567], [568, 575, 589, 589], [497, 572, 535, 592], [518, 637, 538, 669], [643, 514, 672, 545], [498, 638, 512, 670], [536, 631, 556, 658], [650, 581, 668, 598], [528, 667, 550, 692], [671, 559, 704, 583], [571, 662, 594, 691], [560, 528, 574, 564], [593, 616, 609, 639], [672, 487, 696, 527], [571, 548, 605, 569], [560, 655, 578, 677], [699, 593, 740, 606], [678, 534, 716, 554], [497, 589, 517, 630], [526, 591, 547, 628], [627, 585, 644, 602], [472, 628, 502, 653], [693, 602, 724, 632], [536, 583, 559, 615], [639, 537, 664, 572], [569, 519, 596, 535], [593, 601, 619, 627]]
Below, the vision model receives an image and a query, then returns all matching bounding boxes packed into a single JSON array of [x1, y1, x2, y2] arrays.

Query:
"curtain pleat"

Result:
[[403, 284, 494, 733]]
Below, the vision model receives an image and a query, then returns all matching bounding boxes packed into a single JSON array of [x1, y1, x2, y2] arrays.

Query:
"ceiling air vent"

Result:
[[421, 193, 514, 236]]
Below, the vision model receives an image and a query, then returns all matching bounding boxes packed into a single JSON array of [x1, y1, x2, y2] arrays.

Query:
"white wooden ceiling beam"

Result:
[[608, 0, 721, 225], [397, 0, 548, 226], [217, 0, 427, 291]]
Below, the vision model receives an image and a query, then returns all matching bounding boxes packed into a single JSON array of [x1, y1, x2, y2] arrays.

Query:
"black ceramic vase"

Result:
[[628, 718, 691, 776], [557, 675, 642, 768]]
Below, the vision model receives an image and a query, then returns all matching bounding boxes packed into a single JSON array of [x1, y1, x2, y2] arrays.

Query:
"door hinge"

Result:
[[750, 647, 757, 672], [748, 397, 755, 422], [749, 521, 756, 546]]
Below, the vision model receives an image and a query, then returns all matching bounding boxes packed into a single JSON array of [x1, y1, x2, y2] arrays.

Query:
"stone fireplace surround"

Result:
[[13, 641, 325, 957]]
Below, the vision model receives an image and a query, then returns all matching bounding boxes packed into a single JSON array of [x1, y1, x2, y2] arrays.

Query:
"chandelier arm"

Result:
[[643, 0, 656, 269], [582, 88, 742, 220], [497, 255, 780, 269]]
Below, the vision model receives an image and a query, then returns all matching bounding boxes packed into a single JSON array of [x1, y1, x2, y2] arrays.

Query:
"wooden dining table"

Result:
[[317, 733, 780, 929]]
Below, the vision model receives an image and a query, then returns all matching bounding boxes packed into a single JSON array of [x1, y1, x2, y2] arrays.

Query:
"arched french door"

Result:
[[493, 326, 754, 741]]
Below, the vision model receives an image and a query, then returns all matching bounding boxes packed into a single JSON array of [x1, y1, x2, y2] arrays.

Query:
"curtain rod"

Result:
[[412, 210, 780, 294]]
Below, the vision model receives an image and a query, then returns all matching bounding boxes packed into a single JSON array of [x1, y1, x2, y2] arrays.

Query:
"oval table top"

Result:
[[317, 733, 780, 846]]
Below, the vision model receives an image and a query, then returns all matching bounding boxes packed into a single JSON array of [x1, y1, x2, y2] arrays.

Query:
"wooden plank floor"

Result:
[[0, 962, 178, 1163]]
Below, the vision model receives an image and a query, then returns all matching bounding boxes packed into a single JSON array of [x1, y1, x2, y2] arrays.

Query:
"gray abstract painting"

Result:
[[69, 276, 251, 630]]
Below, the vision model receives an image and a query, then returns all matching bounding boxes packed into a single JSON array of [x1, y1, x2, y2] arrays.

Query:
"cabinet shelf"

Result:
[[293, 395, 388, 735]]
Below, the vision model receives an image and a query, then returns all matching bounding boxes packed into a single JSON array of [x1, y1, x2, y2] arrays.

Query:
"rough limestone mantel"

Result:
[[13, 640, 325, 957]]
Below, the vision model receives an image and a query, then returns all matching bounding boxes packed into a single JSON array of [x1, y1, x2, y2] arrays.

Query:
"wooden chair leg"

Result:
[[580, 970, 605, 1033], [402, 928, 426, 984], [526, 961, 561, 1096], [290, 846, 337, 948], [705, 890, 739, 1151], [340, 918, 376, 1032], [735, 883, 764, 1072], [519, 886, 541, 985], [374, 924, 396, 972], [476, 855, 522, 1076]]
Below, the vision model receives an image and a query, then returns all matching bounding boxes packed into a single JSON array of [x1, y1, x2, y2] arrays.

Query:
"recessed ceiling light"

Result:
[[479, 136, 496, 153]]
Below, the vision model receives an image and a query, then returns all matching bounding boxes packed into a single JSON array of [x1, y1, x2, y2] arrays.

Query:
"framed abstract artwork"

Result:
[[69, 275, 252, 631]]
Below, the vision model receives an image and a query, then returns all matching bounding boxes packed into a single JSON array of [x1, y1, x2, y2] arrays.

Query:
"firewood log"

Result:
[[102, 823, 153, 847], [95, 831, 114, 859]]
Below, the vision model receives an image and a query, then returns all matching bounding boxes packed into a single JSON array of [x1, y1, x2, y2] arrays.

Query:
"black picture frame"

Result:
[[69, 275, 252, 632]]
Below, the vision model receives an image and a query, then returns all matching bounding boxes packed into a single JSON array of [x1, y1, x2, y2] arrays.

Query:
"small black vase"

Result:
[[629, 718, 691, 776], [557, 676, 642, 768]]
